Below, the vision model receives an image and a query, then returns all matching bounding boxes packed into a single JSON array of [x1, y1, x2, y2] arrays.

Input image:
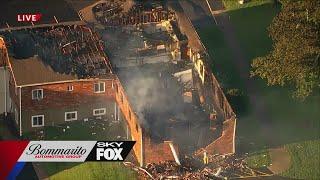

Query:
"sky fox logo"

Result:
[[96, 142, 123, 160], [87, 141, 135, 162]]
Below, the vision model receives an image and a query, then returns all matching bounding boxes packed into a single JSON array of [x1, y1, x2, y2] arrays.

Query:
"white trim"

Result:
[[31, 115, 44, 127], [93, 108, 106, 116], [94, 82, 105, 93], [32, 89, 43, 100], [65, 111, 78, 121]]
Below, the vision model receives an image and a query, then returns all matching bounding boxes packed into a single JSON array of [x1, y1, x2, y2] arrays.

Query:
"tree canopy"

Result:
[[251, 0, 320, 100]]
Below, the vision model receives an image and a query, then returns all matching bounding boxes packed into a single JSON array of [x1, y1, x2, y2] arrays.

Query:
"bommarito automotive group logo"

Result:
[[26, 143, 87, 159], [17, 141, 135, 162]]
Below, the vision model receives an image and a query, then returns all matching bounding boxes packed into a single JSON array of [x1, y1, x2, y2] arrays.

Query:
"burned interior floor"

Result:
[[116, 63, 216, 154]]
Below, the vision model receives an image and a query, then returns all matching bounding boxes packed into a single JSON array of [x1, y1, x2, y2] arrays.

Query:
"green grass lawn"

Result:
[[24, 120, 137, 179], [198, 26, 243, 91], [282, 140, 320, 179], [228, 3, 280, 62], [198, 0, 320, 177], [222, 0, 274, 10], [50, 162, 136, 180], [246, 149, 271, 168]]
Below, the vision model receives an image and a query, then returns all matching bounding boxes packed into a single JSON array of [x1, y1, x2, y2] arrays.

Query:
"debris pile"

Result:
[[93, 1, 174, 26], [124, 154, 273, 179]]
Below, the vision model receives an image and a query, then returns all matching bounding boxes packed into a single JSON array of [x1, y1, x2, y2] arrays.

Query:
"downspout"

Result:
[[19, 87, 22, 137]]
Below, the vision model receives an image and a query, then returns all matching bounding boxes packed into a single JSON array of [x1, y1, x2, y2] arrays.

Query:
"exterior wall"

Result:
[[114, 78, 178, 166], [143, 137, 178, 164], [114, 78, 144, 166], [0, 37, 8, 67], [20, 100, 115, 132], [20, 79, 116, 111], [7, 78, 118, 133]]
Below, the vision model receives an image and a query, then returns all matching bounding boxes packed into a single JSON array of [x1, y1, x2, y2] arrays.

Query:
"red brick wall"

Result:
[[0, 38, 8, 67], [114, 78, 177, 166], [144, 136, 177, 164], [114, 78, 144, 166], [21, 79, 116, 111], [9, 71, 177, 166]]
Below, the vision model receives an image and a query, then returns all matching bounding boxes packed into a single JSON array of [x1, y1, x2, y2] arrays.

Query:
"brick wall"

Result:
[[21, 100, 116, 132], [20, 79, 116, 111], [144, 136, 178, 164], [114, 78, 177, 166], [0, 38, 8, 67], [114, 78, 144, 166], [8, 68, 178, 166]]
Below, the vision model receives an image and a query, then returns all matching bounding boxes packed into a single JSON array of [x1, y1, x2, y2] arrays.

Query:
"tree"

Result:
[[251, 0, 320, 100]]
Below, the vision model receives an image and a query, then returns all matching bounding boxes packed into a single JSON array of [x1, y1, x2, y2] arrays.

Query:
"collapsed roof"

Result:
[[1, 25, 112, 86]]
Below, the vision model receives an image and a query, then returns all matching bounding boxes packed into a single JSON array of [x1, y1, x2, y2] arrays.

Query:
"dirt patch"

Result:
[[268, 147, 291, 174]]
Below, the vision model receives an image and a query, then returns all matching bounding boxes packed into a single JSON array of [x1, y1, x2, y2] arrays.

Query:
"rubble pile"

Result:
[[125, 154, 273, 179], [93, 1, 174, 26]]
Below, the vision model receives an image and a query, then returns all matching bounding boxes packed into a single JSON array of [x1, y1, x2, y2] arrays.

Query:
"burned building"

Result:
[[0, 25, 118, 134], [0, 0, 237, 169], [98, 0, 236, 165]]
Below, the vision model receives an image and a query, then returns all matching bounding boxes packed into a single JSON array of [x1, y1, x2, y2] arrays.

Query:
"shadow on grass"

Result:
[[227, 94, 251, 117]]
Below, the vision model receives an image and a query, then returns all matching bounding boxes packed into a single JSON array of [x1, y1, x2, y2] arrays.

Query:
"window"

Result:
[[93, 108, 106, 116], [65, 111, 77, 121], [67, 85, 74, 91], [94, 82, 105, 93], [32, 89, 43, 100], [32, 115, 44, 127]]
